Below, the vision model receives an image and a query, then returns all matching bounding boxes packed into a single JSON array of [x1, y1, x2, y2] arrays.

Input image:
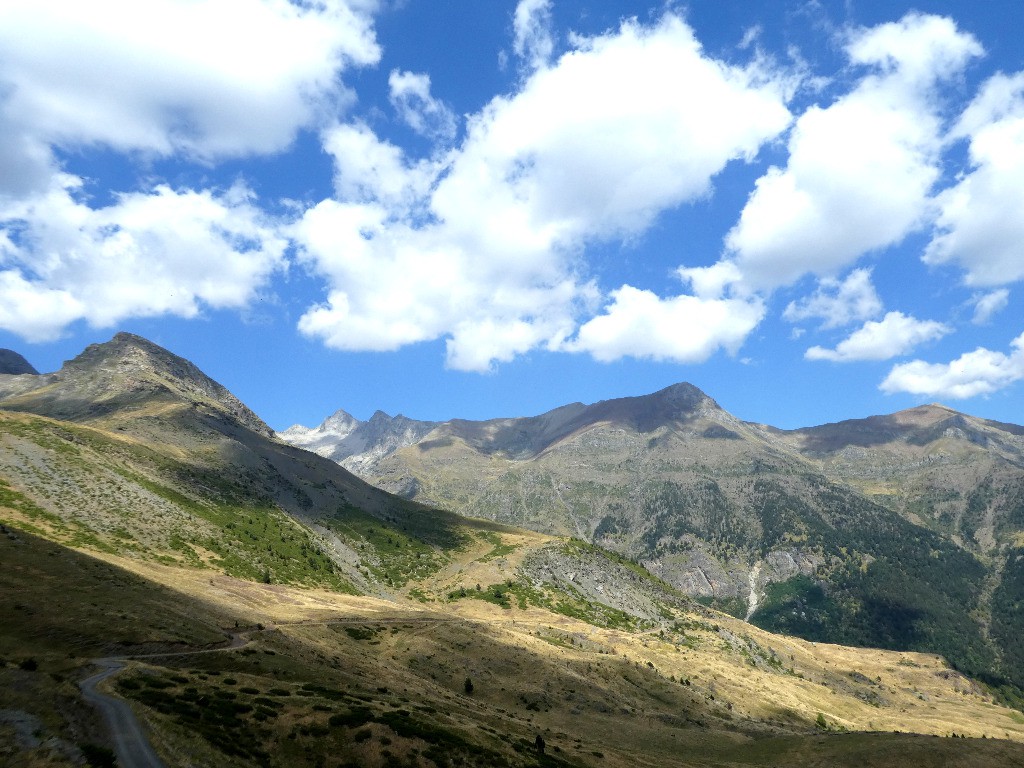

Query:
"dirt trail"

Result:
[[78, 632, 250, 768], [80, 659, 165, 768], [79, 615, 453, 767]]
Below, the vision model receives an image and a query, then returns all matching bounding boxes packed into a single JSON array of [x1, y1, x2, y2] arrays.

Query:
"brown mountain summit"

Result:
[[0, 332, 273, 438]]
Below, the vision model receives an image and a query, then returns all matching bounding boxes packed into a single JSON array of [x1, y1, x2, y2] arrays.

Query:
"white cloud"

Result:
[[293, 196, 586, 364], [436, 14, 792, 243], [971, 289, 1010, 325], [388, 70, 458, 141], [783, 268, 883, 329], [925, 73, 1024, 286], [677, 261, 747, 301], [513, 0, 555, 71], [844, 12, 983, 83], [0, 0, 377, 340], [0, 177, 286, 341], [297, 13, 793, 370], [568, 286, 765, 364], [723, 13, 982, 289], [321, 122, 439, 205], [806, 311, 950, 362], [881, 332, 1024, 398], [0, 271, 85, 343], [0, 0, 379, 188]]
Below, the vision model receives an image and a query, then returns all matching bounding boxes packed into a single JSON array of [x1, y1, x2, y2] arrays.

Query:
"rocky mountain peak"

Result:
[[63, 332, 193, 378], [319, 408, 360, 435], [367, 410, 395, 425], [1, 332, 273, 437], [649, 381, 720, 414], [578, 381, 723, 435], [890, 402, 959, 426], [0, 349, 39, 375], [653, 381, 713, 404]]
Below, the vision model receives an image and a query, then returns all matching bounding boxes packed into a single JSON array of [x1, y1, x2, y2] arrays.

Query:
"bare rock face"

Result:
[[278, 409, 361, 455], [0, 349, 38, 375]]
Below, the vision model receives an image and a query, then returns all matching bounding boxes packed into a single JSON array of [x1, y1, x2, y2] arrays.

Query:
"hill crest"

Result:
[[0, 348, 38, 375], [0, 332, 274, 437]]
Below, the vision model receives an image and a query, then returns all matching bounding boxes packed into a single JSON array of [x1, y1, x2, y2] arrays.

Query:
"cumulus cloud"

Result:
[[881, 332, 1024, 398], [322, 122, 439, 205], [0, 0, 377, 340], [805, 311, 950, 362], [568, 286, 765, 364], [925, 73, 1024, 286], [677, 262, 747, 301], [388, 70, 458, 141], [293, 197, 585, 364], [513, 0, 555, 71], [0, 177, 285, 341], [722, 13, 982, 289], [296, 13, 792, 370], [783, 268, 883, 329], [0, 0, 379, 169]]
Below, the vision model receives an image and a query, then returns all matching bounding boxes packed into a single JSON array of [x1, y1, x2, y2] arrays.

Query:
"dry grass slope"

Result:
[[4, 524, 1024, 767]]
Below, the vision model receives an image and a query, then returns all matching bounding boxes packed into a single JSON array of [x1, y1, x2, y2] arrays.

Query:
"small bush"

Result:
[[329, 707, 374, 728], [80, 744, 117, 768]]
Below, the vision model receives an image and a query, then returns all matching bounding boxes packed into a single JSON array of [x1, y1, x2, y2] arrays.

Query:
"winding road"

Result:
[[78, 632, 250, 768], [80, 658, 166, 768], [76, 616, 446, 767]]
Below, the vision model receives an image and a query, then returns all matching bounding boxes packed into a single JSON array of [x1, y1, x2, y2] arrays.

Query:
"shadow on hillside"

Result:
[[0, 528, 238, 658], [793, 411, 1013, 453]]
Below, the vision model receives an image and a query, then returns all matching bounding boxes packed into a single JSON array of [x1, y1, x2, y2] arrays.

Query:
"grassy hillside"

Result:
[[5, 528, 1024, 768]]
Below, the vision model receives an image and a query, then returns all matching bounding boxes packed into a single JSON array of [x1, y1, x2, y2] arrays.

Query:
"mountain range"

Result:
[[3, 333, 1024, 767], [282, 382, 1024, 700]]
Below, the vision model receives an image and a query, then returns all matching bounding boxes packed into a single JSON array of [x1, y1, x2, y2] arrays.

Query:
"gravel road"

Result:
[[79, 658, 166, 768], [78, 632, 250, 768]]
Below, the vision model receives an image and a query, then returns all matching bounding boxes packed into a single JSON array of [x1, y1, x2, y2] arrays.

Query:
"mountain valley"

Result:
[[2, 333, 1024, 767], [284, 382, 1024, 707]]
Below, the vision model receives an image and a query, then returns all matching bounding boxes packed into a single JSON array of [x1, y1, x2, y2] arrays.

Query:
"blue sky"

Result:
[[2, 1, 1023, 431]]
